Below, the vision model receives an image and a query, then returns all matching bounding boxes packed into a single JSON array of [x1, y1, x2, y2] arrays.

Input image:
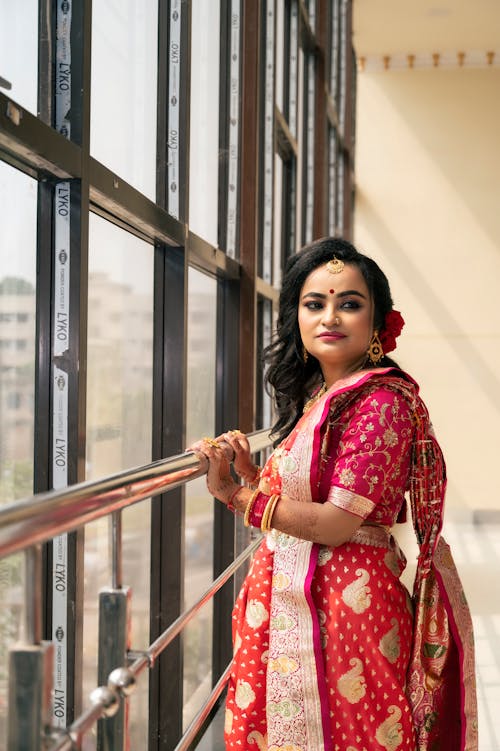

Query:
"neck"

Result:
[[321, 357, 368, 389]]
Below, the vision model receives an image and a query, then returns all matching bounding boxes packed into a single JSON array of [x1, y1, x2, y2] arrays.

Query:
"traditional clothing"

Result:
[[224, 369, 477, 751]]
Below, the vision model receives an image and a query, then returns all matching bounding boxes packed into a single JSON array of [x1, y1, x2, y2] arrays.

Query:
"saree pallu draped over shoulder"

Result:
[[224, 369, 478, 751]]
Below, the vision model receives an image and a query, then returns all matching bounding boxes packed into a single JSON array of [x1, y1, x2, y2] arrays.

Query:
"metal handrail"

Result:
[[49, 536, 262, 751], [3, 428, 273, 750], [174, 664, 232, 751], [0, 429, 272, 560]]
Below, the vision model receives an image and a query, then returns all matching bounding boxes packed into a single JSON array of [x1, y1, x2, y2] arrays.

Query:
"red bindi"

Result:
[[329, 288, 335, 294]]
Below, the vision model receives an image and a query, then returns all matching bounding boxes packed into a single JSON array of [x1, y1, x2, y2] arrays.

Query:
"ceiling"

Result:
[[353, 0, 500, 60]]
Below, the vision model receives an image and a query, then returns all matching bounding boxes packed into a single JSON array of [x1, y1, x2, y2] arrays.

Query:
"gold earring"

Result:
[[367, 331, 384, 364], [302, 346, 309, 363]]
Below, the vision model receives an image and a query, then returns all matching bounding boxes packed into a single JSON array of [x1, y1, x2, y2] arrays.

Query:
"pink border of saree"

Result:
[[264, 368, 477, 751]]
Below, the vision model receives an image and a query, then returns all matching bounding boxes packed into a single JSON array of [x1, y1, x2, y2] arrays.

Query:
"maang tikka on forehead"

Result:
[[326, 256, 345, 274]]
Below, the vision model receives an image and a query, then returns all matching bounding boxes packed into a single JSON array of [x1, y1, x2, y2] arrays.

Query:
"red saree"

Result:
[[224, 369, 477, 751]]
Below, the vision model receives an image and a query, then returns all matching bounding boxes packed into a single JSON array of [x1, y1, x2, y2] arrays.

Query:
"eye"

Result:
[[304, 301, 323, 311], [340, 299, 361, 310]]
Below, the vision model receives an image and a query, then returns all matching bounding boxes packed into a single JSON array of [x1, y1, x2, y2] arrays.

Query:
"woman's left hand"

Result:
[[187, 438, 238, 504]]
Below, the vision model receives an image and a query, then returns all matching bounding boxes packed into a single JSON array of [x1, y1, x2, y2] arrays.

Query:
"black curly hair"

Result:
[[263, 237, 401, 444]]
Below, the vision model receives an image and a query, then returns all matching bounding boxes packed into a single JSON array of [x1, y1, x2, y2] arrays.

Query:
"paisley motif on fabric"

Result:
[[272, 571, 291, 590], [267, 699, 301, 719], [341, 568, 372, 613], [268, 656, 299, 675], [247, 730, 267, 749], [280, 454, 298, 474], [245, 599, 269, 628], [375, 705, 404, 750], [235, 679, 256, 710], [270, 612, 296, 631], [384, 548, 402, 576], [379, 617, 401, 664], [336, 657, 367, 703], [317, 546, 333, 566]]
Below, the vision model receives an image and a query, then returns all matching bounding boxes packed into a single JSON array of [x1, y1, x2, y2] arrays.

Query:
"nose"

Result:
[[322, 305, 340, 328]]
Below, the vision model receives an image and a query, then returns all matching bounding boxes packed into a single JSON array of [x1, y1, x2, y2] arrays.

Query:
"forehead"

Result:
[[301, 262, 369, 295]]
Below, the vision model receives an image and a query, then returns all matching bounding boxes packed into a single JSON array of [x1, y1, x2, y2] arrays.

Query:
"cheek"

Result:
[[297, 310, 307, 336], [357, 314, 372, 341]]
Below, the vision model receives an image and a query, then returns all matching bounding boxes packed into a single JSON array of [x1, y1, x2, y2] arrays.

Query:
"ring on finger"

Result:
[[203, 436, 220, 448]]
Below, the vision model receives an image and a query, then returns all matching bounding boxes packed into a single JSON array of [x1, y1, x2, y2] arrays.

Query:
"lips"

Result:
[[317, 332, 346, 340]]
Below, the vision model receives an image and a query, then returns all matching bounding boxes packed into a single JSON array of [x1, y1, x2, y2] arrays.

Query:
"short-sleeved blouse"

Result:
[[323, 385, 414, 526]]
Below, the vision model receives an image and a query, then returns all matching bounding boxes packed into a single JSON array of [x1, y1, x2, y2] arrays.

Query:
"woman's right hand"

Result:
[[219, 430, 260, 484]]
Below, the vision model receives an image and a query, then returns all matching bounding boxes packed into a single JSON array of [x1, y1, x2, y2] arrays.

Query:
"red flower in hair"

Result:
[[379, 310, 405, 354]]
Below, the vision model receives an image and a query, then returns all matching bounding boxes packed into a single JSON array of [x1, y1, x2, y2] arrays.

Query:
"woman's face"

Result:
[[298, 262, 374, 385]]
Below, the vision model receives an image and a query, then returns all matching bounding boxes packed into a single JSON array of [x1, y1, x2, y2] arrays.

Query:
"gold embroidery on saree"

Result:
[[341, 568, 372, 613], [375, 705, 404, 750], [327, 485, 375, 518], [379, 617, 401, 664], [246, 730, 267, 750], [267, 699, 301, 719], [336, 657, 367, 703], [245, 599, 269, 628], [235, 679, 256, 710], [268, 656, 299, 675], [272, 571, 291, 590]]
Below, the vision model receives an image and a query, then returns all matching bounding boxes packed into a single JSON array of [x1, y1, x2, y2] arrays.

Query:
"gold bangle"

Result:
[[238, 465, 261, 484], [243, 488, 259, 527], [247, 465, 261, 485], [261, 494, 281, 533]]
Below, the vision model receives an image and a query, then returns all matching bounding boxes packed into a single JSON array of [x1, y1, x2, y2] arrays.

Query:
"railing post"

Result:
[[8, 546, 53, 751], [8, 642, 54, 751], [96, 586, 131, 751]]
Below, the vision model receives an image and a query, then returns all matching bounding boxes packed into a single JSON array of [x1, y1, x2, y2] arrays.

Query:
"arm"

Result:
[[191, 388, 413, 547], [232, 488, 363, 547]]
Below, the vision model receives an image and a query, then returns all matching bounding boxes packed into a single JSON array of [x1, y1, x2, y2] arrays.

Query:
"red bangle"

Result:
[[227, 485, 242, 513], [246, 491, 270, 528]]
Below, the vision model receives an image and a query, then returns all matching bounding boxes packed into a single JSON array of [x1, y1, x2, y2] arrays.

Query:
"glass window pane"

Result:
[[184, 268, 217, 730], [90, 0, 158, 199], [288, 0, 299, 139], [260, 0, 275, 283], [328, 126, 339, 235], [84, 214, 154, 748], [257, 296, 273, 430], [0, 161, 37, 743], [0, 1, 38, 114], [275, 0, 285, 113], [304, 54, 315, 244], [189, 1, 220, 245]]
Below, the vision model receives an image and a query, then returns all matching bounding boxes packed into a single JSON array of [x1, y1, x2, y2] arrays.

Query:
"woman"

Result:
[[190, 238, 477, 751]]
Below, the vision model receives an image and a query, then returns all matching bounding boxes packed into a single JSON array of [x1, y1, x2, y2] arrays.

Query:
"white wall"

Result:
[[354, 67, 500, 516]]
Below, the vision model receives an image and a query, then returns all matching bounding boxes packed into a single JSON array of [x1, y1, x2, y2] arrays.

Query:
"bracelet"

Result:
[[227, 485, 242, 513], [243, 489, 260, 527], [261, 494, 281, 532], [247, 465, 261, 485], [248, 492, 270, 528]]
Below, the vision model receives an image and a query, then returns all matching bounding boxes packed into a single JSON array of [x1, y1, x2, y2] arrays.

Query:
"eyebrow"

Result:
[[301, 289, 367, 301]]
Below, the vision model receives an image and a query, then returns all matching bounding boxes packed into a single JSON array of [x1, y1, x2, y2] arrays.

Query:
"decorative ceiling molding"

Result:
[[358, 49, 498, 72]]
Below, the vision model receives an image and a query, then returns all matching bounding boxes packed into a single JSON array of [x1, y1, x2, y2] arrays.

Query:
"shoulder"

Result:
[[333, 373, 417, 424], [354, 386, 414, 421]]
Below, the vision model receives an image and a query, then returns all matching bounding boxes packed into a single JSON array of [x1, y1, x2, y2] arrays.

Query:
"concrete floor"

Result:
[[197, 515, 500, 751]]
